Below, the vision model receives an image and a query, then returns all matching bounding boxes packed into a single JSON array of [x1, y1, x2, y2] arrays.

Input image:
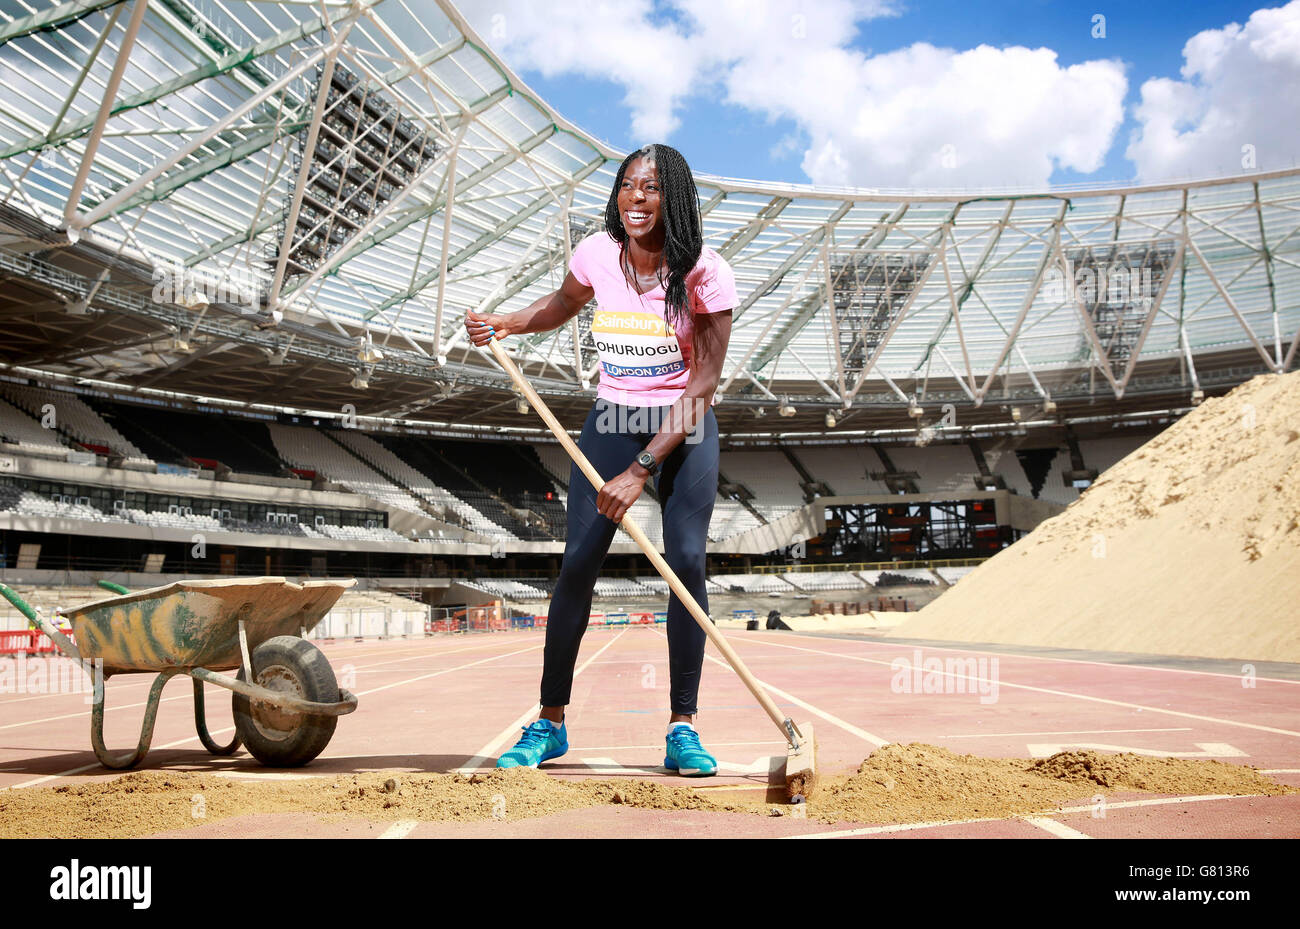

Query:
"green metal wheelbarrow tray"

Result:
[[0, 577, 359, 770]]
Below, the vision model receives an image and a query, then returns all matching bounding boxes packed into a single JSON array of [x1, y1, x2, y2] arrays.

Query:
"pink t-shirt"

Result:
[[568, 232, 738, 407]]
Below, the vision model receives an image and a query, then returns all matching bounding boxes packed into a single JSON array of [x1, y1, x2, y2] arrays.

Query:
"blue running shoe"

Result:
[[496, 719, 568, 769], [664, 724, 717, 776]]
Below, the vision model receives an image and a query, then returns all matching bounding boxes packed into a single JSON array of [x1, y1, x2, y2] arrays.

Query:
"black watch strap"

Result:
[[636, 451, 658, 475]]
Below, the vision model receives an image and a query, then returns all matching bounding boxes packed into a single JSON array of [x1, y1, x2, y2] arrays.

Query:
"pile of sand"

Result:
[[890, 372, 1300, 662], [805, 743, 1294, 825], [2, 744, 1293, 837]]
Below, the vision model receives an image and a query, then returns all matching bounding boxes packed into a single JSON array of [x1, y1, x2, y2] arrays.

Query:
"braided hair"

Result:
[[602, 143, 703, 329]]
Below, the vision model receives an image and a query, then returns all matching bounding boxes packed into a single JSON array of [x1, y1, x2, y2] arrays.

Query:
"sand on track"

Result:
[[890, 372, 1300, 662], [2, 745, 1293, 837]]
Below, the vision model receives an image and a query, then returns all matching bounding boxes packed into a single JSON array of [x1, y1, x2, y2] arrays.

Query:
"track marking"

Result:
[[0, 639, 521, 719], [649, 628, 890, 748], [576, 740, 785, 751], [1027, 741, 1246, 758], [736, 637, 1300, 739], [377, 820, 419, 839], [456, 628, 629, 774], [354, 643, 541, 697], [788, 793, 1245, 839], [1024, 817, 1092, 838], [943, 728, 1191, 739], [0, 691, 191, 731], [762, 630, 1300, 686], [578, 755, 782, 775]]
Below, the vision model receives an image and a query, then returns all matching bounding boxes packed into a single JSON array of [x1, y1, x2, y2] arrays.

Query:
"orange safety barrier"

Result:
[[0, 629, 59, 655]]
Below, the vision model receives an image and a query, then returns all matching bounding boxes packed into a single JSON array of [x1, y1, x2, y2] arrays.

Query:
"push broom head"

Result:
[[783, 720, 817, 802]]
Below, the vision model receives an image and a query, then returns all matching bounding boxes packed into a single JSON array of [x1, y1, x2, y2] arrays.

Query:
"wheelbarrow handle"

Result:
[[0, 582, 83, 664], [189, 668, 359, 717]]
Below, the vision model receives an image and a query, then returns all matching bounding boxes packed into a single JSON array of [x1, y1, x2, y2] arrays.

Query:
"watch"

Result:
[[635, 450, 659, 476]]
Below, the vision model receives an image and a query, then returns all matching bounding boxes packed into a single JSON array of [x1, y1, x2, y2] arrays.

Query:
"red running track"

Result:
[[1, 626, 1297, 839]]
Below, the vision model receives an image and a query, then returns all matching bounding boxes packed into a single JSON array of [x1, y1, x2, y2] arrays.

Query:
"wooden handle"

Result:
[[485, 336, 791, 738]]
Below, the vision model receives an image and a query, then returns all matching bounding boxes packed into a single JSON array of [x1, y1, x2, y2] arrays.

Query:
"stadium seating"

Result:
[[1, 385, 151, 466], [781, 571, 868, 592], [935, 566, 975, 585], [887, 444, 982, 493], [333, 430, 518, 539], [266, 423, 433, 520], [798, 445, 892, 496], [89, 400, 283, 475], [718, 450, 806, 519], [0, 398, 68, 454], [374, 434, 526, 539], [709, 573, 793, 594]]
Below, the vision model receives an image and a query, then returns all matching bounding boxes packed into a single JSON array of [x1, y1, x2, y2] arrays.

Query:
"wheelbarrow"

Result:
[[0, 577, 359, 769]]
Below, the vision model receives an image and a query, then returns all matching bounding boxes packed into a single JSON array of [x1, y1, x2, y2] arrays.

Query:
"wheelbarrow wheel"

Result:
[[233, 636, 339, 767]]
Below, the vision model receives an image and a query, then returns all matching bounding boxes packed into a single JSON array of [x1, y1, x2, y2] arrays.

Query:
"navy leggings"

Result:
[[540, 399, 719, 715]]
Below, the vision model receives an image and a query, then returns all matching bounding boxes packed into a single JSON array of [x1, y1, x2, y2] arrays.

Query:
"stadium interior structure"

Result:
[[1, 0, 1297, 635]]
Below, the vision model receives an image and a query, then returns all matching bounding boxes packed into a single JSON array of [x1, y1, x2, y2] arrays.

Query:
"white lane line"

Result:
[[650, 628, 890, 748], [377, 820, 419, 839], [762, 630, 1300, 686], [1024, 817, 1092, 838], [0, 640, 519, 720], [943, 728, 1192, 739], [578, 740, 786, 751], [1260, 768, 1300, 773], [736, 637, 1300, 739], [353, 643, 541, 698], [787, 793, 1247, 839], [2, 642, 544, 791], [456, 628, 629, 775], [0, 691, 190, 731], [1027, 741, 1246, 759], [2, 727, 240, 790], [346, 639, 521, 673]]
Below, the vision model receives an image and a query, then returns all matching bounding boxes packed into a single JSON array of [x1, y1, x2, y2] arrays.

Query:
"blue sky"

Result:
[[472, 0, 1300, 188]]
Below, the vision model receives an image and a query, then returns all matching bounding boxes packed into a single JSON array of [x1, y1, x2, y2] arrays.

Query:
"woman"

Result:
[[464, 143, 737, 776]]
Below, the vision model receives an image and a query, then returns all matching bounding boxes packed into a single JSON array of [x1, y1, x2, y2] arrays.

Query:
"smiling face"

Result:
[[617, 156, 662, 237]]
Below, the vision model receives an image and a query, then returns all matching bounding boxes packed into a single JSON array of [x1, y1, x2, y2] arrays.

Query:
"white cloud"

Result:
[[1127, 1, 1300, 180], [461, 0, 697, 140], [467, 0, 1129, 188]]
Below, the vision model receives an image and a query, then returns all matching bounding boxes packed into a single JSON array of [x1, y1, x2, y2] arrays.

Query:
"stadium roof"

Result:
[[1, 0, 1298, 437]]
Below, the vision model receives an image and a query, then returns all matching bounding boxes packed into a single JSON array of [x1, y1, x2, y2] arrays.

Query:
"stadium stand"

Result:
[[985, 440, 1035, 497], [781, 571, 868, 592], [935, 566, 975, 585], [14, 491, 127, 524], [0, 398, 68, 455], [718, 450, 806, 519], [798, 445, 892, 496], [90, 400, 284, 475], [1, 385, 151, 466], [709, 573, 794, 594], [861, 568, 940, 586], [332, 429, 514, 538], [887, 444, 982, 494], [266, 423, 433, 520], [374, 435, 526, 539]]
